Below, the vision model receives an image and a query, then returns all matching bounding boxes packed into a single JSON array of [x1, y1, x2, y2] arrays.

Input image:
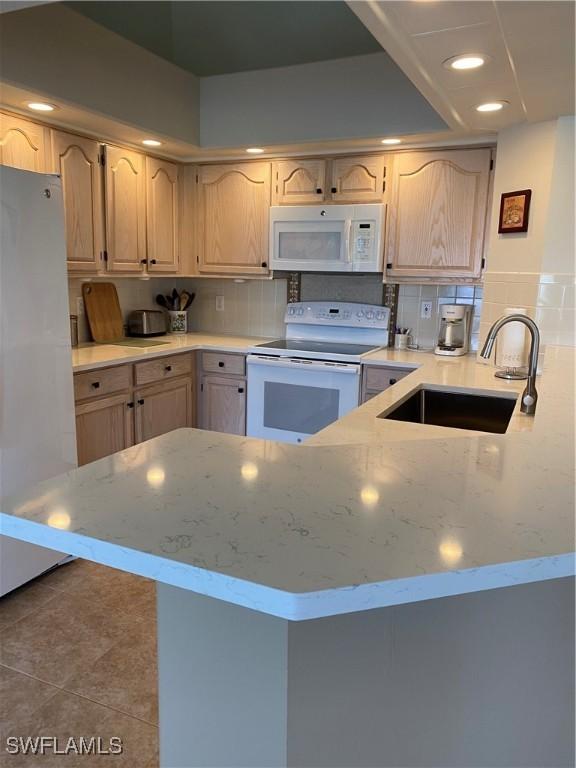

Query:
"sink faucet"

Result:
[[480, 315, 540, 415]]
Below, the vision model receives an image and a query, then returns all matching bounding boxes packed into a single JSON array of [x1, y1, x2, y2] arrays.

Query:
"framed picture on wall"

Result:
[[498, 189, 532, 233]]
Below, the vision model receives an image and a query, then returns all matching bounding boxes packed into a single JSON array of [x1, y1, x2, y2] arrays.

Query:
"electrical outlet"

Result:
[[76, 297, 85, 316], [215, 295, 225, 312], [421, 301, 433, 320]]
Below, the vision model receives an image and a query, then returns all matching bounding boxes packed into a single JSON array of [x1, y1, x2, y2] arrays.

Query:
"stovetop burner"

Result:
[[256, 339, 380, 357]]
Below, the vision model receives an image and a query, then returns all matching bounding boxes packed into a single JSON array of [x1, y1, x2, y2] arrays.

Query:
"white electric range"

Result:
[[246, 301, 390, 443]]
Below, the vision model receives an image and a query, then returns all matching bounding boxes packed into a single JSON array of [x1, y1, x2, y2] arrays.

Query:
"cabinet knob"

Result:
[[261, 261, 268, 268], [386, 263, 393, 269], [138, 399, 144, 405], [331, 186, 337, 194], [127, 402, 134, 409], [150, 259, 157, 265], [91, 381, 100, 389], [316, 188, 322, 194], [165, 365, 172, 372], [238, 387, 244, 394], [389, 378, 397, 385], [140, 259, 147, 265], [218, 361, 225, 368]]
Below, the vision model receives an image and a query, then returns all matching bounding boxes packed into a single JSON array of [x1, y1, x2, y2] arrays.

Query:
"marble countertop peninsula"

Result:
[[2, 340, 574, 621]]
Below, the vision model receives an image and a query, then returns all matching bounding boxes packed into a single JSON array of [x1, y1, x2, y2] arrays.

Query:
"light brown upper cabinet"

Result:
[[386, 149, 492, 281], [146, 157, 179, 273], [197, 162, 271, 275], [51, 130, 104, 273], [0, 112, 51, 173], [104, 145, 147, 272], [272, 159, 327, 204], [330, 154, 387, 203]]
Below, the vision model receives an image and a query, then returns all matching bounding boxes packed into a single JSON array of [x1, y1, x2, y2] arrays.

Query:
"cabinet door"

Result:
[[200, 375, 246, 435], [272, 159, 326, 204], [51, 130, 104, 273], [134, 378, 192, 443], [104, 145, 146, 272], [75, 393, 134, 466], [198, 162, 271, 275], [0, 112, 50, 172], [146, 157, 179, 273], [330, 155, 386, 202], [387, 149, 492, 280]]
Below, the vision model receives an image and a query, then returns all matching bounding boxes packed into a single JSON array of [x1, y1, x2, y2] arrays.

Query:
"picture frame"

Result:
[[498, 189, 532, 234]]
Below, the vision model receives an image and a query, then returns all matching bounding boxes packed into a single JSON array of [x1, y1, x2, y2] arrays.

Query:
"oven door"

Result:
[[246, 355, 361, 444]]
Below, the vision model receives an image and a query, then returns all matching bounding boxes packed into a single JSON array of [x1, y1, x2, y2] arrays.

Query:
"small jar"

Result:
[[168, 310, 187, 334]]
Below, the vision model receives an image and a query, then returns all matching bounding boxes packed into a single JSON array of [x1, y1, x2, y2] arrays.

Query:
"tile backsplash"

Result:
[[397, 284, 483, 351]]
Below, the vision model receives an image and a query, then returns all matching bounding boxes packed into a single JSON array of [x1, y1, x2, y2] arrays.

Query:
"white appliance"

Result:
[[247, 302, 390, 443], [0, 166, 76, 596], [269, 204, 385, 272], [435, 304, 473, 357]]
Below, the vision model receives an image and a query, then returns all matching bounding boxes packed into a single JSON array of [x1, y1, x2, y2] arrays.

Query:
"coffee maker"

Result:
[[435, 304, 472, 357]]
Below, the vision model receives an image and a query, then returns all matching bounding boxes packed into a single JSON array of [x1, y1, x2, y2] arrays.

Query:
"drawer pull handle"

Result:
[[331, 186, 337, 194], [127, 402, 134, 409], [218, 361, 225, 368], [150, 259, 157, 265], [389, 378, 397, 385], [140, 259, 147, 265], [138, 399, 144, 405], [261, 261, 267, 268], [238, 387, 244, 394], [316, 188, 322, 194], [91, 382, 100, 389], [165, 365, 172, 372]]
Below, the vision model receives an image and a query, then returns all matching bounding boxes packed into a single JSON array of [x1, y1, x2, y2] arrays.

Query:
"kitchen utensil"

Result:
[[179, 290, 190, 311], [172, 288, 179, 309], [183, 292, 195, 310], [82, 282, 123, 342], [156, 294, 168, 309]]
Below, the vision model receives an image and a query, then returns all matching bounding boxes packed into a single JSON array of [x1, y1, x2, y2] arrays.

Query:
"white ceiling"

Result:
[[350, 0, 575, 132]]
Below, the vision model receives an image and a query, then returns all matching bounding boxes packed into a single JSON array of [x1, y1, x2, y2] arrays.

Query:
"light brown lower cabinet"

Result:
[[200, 375, 246, 435], [75, 393, 134, 466], [361, 366, 414, 403], [134, 377, 193, 443]]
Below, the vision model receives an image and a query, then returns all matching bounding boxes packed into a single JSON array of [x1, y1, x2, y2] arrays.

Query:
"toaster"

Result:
[[127, 310, 167, 337]]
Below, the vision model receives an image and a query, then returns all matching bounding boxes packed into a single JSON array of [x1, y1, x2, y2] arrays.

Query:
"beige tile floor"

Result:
[[0, 560, 159, 767]]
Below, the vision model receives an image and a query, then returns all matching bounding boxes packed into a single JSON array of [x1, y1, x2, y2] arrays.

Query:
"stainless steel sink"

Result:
[[378, 386, 518, 434]]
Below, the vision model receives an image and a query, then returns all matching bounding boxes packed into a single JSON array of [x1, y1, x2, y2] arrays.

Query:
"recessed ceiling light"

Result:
[[246, 147, 265, 154], [27, 102, 56, 112], [381, 138, 402, 145], [444, 54, 487, 71], [142, 139, 162, 147], [476, 101, 509, 112]]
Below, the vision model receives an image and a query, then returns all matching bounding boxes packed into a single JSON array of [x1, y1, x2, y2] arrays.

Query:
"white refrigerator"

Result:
[[0, 165, 77, 596]]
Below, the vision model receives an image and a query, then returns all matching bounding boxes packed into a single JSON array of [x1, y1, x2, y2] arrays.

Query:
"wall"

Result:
[[200, 52, 446, 147], [397, 284, 483, 351], [0, 4, 200, 145], [480, 117, 575, 348]]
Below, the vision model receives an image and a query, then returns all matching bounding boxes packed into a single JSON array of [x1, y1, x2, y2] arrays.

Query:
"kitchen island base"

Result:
[[157, 577, 574, 768]]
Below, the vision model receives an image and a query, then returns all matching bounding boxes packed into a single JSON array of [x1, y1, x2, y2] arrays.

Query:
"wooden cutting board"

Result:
[[82, 282, 124, 342]]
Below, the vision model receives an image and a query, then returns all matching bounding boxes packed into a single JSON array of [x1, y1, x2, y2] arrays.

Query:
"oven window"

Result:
[[277, 231, 341, 263], [263, 382, 340, 434]]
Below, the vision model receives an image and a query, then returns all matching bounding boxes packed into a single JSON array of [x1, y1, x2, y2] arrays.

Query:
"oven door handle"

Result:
[[247, 354, 360, 375]]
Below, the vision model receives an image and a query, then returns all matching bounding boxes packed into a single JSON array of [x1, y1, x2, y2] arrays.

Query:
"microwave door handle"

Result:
[[344, 220, 353, 267]]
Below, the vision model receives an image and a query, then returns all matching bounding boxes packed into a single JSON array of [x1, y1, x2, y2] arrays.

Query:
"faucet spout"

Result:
[[480, 314, 540, 415]]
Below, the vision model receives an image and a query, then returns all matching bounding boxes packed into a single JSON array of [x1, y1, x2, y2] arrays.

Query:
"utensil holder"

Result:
[[394, 333, 410, 350], [168, 310, 187, 334]]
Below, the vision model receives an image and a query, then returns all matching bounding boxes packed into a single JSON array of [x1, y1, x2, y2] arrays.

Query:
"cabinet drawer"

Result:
[[135, 354, 192, 386], [74, 365, 131, 401], [201, 352, 246, 376], [365, 366, 413, 393]]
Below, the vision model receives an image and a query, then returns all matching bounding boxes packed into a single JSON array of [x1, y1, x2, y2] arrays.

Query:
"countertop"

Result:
[[1, 338, 574, 621]]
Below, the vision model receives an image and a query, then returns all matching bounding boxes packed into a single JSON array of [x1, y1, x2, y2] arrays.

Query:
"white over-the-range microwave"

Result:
[[269, 203, 385, 272]]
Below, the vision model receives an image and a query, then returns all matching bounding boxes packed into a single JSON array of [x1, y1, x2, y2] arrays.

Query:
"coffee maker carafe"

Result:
[[435, 305, 472, 357]]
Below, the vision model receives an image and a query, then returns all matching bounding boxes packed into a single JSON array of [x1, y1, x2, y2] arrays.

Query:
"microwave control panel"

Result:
[[351, 221, 376, 262]]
